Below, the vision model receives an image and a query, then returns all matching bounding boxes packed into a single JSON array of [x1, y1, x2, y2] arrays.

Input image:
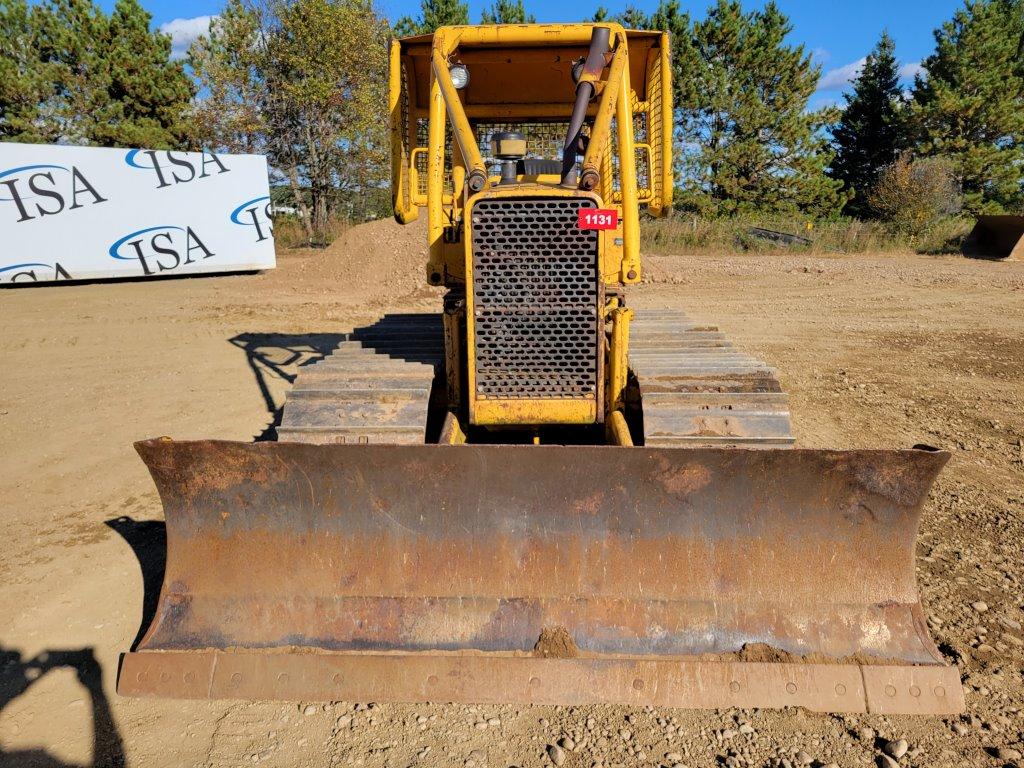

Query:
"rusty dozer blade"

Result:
[[963, 214, 1024, 260], [119, 440, 963, 714]]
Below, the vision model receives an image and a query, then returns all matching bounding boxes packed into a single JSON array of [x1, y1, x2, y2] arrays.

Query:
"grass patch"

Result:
[[642, 215, 973, 255]]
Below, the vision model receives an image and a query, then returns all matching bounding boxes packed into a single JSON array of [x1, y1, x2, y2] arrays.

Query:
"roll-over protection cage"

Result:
[[388, 24, 674, 286]]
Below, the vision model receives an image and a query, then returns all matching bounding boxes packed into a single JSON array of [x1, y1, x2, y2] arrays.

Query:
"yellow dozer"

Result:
[[118, 24, 963, 714]]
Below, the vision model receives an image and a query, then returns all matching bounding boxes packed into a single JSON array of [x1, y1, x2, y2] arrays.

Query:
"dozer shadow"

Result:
[[104, 517, 166, 652], [229, 314, 442, 441], [0, 645, 125, 767]]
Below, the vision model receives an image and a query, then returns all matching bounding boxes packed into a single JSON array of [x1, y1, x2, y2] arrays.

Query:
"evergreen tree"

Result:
[[394, 0, 469, 36], [912, 0, 1024, 213], [829, 31, 907, 216], [480, 0, 534, 24], [0, 0, 58, 142], [676, 0, 846, 216], [647, 0, 695, 113], [0, 0, 193, 148], [616, 6, 652, 29], [95, 0, 195, 148]]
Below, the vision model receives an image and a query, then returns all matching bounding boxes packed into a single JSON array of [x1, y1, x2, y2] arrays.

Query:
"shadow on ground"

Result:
[[229, 313, 441, 441], [0, 645, 125, 767]]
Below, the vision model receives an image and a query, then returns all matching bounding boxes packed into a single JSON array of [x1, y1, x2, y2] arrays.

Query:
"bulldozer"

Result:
[[118, 23, 963, 714]]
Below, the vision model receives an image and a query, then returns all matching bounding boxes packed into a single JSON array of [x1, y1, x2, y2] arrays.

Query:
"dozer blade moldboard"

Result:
[[119, 439, 963, 714]]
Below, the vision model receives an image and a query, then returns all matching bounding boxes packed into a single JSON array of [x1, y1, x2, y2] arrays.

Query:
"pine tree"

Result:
[[95, 0, 195, 148], [394, 0, 469, 36], [911, 0, 1024, 213], [676, 1, 846, 216], [0, 0, 57, 142], [829, 31, 907, 216], [480, 0, 534, 24], [0, 0, 193, 148], [648, 0, 695, 113]]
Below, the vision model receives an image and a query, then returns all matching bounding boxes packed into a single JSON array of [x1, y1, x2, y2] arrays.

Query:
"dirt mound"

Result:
[[279, 215, 433, 304]]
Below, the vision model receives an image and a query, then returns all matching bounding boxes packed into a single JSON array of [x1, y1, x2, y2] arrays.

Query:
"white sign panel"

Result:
[[0, 142, 276, 285]]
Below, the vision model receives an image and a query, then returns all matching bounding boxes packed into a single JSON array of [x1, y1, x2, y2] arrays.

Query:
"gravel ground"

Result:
[[1, 217, 1022, 767]]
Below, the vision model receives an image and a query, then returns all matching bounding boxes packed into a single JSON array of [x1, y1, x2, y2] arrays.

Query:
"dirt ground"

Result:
[[1, 216, 1022, 768]]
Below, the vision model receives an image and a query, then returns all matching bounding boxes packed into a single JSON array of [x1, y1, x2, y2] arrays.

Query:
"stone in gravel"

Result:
[[337, 714, 352, 727], [468, 750, 485, 762], [618, 728, 632, 741], [722, 729, 738, 740], [1000, 617, 1022, 631], [302, 705, 318, 716], [995, 747, 1023, 760], [877, 756, 899, 768], [739, 724, 755, 735], [487, 717, 500, 726], [972, 601, 989, 613], [858, 726, 876, 742], [547, 744, 565, 766], [558, 737, 575, 751], [883, 739, 909, 759], [665, 752, 682, 762], [951, 722, 969, 735], [793, 750, 813, 765]]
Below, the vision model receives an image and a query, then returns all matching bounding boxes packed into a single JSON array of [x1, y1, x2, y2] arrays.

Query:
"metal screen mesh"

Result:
[[471, 198, 600, 400]]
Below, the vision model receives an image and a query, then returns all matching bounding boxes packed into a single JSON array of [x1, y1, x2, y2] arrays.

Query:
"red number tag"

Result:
[[577, 208, 619, 230]]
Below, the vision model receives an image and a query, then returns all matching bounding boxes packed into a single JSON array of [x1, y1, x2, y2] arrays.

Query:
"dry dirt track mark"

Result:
[[1, 220, 1023, 766]]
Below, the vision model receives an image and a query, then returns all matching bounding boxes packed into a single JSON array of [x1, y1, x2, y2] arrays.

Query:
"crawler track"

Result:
[[278, 314, 442, 445], [631, 309, 794, 447]]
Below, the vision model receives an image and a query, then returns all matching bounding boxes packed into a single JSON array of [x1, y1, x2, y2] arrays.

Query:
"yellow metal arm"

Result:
[[430, 50, 488, 194]]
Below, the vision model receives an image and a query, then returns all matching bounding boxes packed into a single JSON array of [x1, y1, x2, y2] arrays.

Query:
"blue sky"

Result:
[[114, 0, 964, 109]]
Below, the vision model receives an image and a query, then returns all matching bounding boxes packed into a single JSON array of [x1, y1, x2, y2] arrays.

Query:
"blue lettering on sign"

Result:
[[230, 195, 273, 242], [125, 149, 230, 189], [0, 164, 106, 222], [109, 224, 216, 276]]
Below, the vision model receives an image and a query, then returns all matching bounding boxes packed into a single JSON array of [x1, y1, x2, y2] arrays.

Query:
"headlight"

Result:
[[450, 63, 470, 90]]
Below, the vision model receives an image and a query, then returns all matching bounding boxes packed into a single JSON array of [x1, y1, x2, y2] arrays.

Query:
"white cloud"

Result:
[[159, 15, 216, 60], [818, 58, 866, 90], [899, 62, 924, 81], [816, 58, 926, 94]]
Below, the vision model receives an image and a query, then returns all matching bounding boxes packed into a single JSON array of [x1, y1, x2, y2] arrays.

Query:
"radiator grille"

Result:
[[471, 198, 601, 400]]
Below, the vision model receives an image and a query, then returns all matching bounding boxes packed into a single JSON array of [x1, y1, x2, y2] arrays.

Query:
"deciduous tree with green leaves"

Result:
[[829, 32, 908, 216], [190, 0, 391, 242], [675, 0, 846, 216], [393, 0, 468, 36], [911, 0, 1024, 213]]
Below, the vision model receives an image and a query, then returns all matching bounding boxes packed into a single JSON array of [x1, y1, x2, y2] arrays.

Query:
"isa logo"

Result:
[[125, 149, 230, 189], [0, 262, 73, 284], [109, 225, 215, 276], [0, 164, 107, 223], [230, 195, 273, 243]]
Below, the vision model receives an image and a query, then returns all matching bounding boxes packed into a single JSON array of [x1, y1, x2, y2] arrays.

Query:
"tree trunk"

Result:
[[287, 165, 314, 244]]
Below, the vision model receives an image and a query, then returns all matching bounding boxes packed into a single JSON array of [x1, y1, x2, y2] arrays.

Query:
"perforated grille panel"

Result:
[[471, 198, 601, 401]]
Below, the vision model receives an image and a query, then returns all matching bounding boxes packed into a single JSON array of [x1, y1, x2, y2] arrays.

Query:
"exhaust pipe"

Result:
[[561, 27, 611, 186]]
